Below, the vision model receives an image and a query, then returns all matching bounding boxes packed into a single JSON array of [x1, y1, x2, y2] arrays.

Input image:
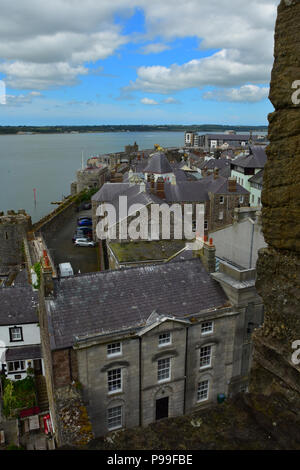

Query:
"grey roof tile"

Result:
[[46, 258, 229, 350], [0, 286, 38, 326], [6, 345, 42, 361], [143, 152, 173, 174]]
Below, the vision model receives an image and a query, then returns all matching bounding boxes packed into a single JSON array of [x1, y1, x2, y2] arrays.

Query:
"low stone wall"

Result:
[[32, 194, 81, 243]]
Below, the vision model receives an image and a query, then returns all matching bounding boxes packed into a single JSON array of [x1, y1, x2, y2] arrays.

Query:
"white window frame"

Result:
[[7, 360, 26, 373], [158, 332, 171, 347], [197, 380, 209, 402], [204, 220, 208, 230], [107, 342, 122, 358], [219, 210, 223, 220], [157, 357, 171, 383], [9, 326, 23, 342], [107, 368, 122, 394], [219, 196, 224, 204], [201, 321, 214, 335], [107, 405, 122, 431], [199, 345, 212, 369]]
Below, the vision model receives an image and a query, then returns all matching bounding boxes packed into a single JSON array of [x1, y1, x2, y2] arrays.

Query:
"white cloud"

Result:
[[0, 61, 88, 90], [162, 97, 179, 104], [0, 0, 131, 90], [0, 0, 279, 96], [139, 43, 171, 54], [5, 91, 43, 106], [203, 85, 270, 103], [125, 49, 271, 94], [141, 97, 158, 105], [126, 0, 278, 99]]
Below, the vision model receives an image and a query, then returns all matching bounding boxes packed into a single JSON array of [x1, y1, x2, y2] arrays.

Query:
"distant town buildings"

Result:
[[0, 141, 268, 448]]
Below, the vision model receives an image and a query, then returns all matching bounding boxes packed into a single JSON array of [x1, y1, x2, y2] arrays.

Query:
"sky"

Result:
[[0, 0, 279, 126]]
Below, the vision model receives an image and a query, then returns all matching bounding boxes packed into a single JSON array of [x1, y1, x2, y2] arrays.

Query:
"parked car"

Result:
[[74, 238, 95, 247], [58, 262, 74, 277], [77, 218, 92, 227], [72, 229, 92, 243]]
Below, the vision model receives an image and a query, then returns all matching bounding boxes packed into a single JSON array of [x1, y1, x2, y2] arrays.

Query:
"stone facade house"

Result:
[[37, 242, 263, 446], [91, 160, 250, 246]]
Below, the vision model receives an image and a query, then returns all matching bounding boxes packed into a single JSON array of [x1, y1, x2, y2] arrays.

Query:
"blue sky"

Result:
[[0, 0, 279, 126]]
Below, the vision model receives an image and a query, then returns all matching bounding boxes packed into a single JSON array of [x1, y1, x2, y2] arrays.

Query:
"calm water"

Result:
[[0, 132, 184, 222]]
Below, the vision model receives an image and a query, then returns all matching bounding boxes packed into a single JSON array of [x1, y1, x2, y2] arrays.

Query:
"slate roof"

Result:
[[198, 174, 249, 195], [92, 183, 131, 203], [46, 258, 229, 350], [206, 134, 254, 141], [231, 146, 267, 169], [6, 345, 42, 361], [248, 169, 264, 186], [197, 158, 231, 170], [163, 174, 248, 202], [14, 269, 30, 286], [0, 286, 38, 326], [164, 181, 209, 202], [143, 152, 173, 174]]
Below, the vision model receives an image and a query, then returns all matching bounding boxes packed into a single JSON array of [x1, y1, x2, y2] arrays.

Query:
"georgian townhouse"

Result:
[[38, 244, 263, 446]]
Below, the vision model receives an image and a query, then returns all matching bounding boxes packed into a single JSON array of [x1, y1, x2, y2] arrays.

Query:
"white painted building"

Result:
[[230, 146, 267, 193], [0, 273, 43, 381]]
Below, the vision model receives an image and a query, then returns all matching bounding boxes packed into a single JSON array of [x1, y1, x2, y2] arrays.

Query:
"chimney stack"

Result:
[[156, 177, 165, 199], [213, 168, 219, 179], [201, 238, 216, 273], [41, 250, 54, 297], [228, 177, 237, 192]]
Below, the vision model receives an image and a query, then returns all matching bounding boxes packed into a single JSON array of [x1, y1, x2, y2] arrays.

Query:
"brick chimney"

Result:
[[41, 250, 54, 297], [228, 177, 237, 192]]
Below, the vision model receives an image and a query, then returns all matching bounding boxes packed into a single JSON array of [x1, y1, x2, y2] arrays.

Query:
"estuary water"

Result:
[[0, 131, 184, 222]]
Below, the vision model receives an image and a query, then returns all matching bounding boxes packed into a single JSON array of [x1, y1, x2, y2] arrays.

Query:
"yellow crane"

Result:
[[154, 144, 164, 151]]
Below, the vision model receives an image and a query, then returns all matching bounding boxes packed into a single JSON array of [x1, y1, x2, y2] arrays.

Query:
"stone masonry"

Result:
[[250, 0, 300, 401]]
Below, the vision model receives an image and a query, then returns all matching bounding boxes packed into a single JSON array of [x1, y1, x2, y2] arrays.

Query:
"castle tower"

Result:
[[0, 210, 32, 267]]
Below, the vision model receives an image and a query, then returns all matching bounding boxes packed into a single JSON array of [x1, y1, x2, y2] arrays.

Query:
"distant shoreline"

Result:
[[0, 125, 268, 135]]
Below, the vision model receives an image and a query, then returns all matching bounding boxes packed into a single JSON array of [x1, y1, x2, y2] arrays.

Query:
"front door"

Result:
[[33, 359, 42, 376], [156, 397, 169, 421]]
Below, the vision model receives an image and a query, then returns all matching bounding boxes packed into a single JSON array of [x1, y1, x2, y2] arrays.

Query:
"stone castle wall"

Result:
[[250, 0, 300, 401], [0, 210, 32, 266]]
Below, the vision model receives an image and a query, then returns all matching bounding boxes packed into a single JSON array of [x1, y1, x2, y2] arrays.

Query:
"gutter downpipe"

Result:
[[249, 219, 255, 269], [139, 336, 142, 427], [183, 325, 189, 415]]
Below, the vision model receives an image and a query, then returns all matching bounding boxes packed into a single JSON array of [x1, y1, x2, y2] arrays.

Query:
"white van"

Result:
[[58, 262, 74, 277]]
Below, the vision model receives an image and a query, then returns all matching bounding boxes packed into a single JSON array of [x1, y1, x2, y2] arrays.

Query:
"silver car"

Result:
[[74, 238, 95, 247]]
